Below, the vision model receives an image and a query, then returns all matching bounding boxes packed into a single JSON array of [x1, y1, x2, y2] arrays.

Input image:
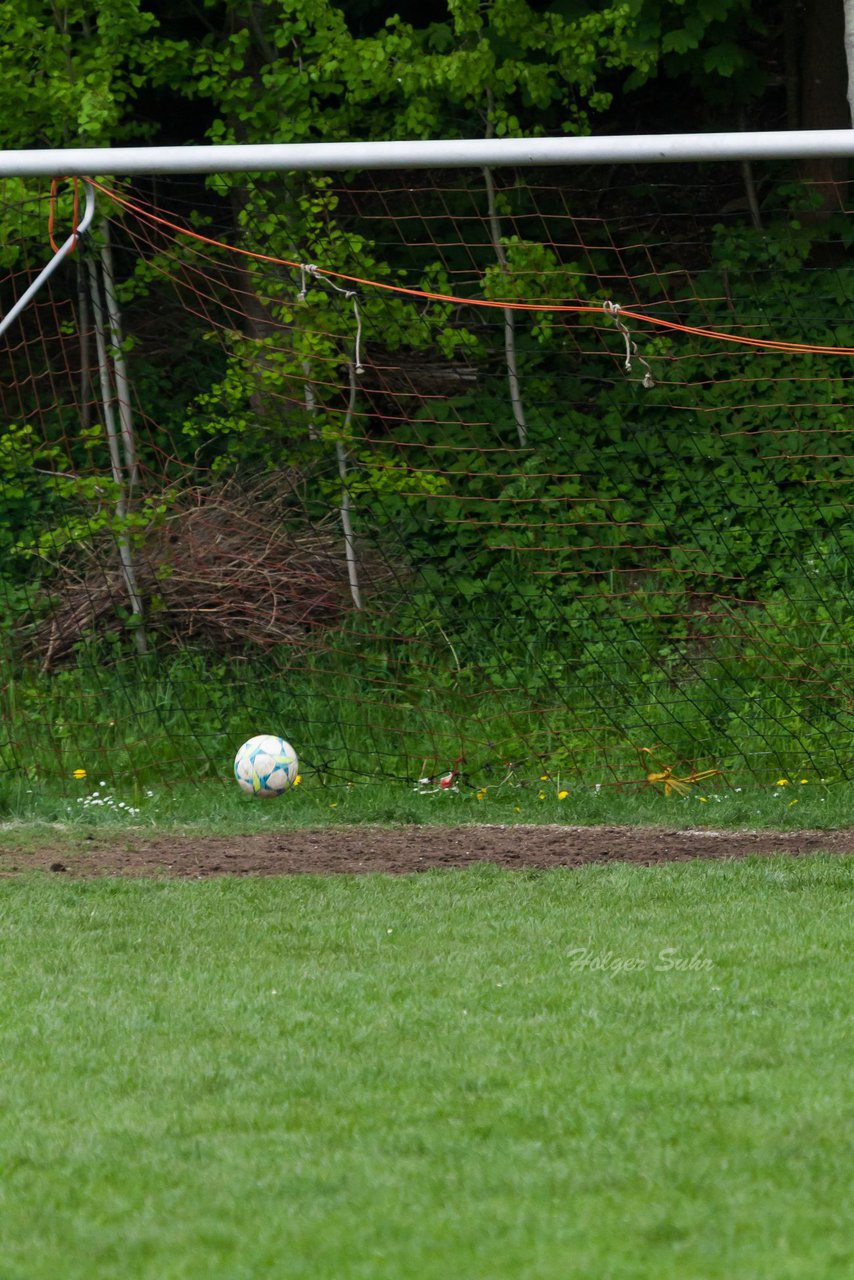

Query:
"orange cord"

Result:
[[85, 178, 854, 358], [49, 177, 80, 254]]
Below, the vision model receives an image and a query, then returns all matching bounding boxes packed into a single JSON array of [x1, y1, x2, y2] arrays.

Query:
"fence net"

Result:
[[1, 160, 853, 797]]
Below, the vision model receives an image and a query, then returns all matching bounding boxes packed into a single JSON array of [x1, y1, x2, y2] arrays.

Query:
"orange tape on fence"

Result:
[[85, 177, 854, 358]]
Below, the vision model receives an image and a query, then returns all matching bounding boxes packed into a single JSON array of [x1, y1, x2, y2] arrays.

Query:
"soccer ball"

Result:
[[234, 734, 299, 797]]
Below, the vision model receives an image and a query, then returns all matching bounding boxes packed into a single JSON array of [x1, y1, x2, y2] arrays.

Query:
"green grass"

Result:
[[2, 635, 854, 808], [1, 635, 853, 842], [0, 769, 849, 849], [0, 857, 852, 1278]]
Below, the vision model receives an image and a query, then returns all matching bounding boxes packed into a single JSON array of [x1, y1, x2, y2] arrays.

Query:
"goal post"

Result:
[[3, 128, 854, 175], [2, 131, 854, 802]]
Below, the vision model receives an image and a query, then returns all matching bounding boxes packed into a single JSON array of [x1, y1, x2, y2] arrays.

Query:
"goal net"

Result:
[[1, 155, 853, 802]]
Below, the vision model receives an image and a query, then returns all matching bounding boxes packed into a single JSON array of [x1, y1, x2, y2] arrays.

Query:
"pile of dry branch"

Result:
[[29, 476, 383, 669]]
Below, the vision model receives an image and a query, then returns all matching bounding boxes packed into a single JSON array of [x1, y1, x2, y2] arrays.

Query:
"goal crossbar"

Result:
[[2, 129, 854, 177]]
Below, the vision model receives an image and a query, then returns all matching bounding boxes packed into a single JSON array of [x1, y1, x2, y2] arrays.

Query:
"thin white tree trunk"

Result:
[[336, 360, 362, 611], [302, 358, 318, 438], [87, 254, 148, 654], [483, 101, 528, 449], [845, 0, 854, 125], [99, 223, 139, 492]]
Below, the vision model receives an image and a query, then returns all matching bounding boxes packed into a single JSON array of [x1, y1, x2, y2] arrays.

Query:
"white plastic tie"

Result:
[[351, 295, 364, 375], [603, 299, 654, 389], [297, 263, 364, 375]]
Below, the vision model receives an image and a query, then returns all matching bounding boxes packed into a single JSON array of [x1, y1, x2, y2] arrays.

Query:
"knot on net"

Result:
[[298, 263, 364, 375], [603, 300, 654, 389]]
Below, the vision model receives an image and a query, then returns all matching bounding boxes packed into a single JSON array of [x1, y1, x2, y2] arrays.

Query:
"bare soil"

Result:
[[2, 823, 854, 877]]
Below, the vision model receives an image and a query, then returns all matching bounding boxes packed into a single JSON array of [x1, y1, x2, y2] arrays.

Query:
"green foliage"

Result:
[[623, 0, 766, 100], [387, 0, 654, 137], [0, 0, 158, 149]]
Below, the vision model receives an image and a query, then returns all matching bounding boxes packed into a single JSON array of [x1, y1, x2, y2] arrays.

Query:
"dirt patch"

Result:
[[1, 823, 854, 878]]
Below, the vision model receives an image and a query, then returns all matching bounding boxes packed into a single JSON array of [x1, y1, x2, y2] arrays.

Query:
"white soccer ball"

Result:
[[234, 734, 299, 797]]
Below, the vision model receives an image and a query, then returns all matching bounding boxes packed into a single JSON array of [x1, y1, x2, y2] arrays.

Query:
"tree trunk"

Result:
[[100, 223, 139, 493], [844, 0, 854, 124], [483, 97, 528, 449], [783, 0, 801, 128], [483, 164, 528, 448], [799, 0, 850, 214], [87, 252, 148, 655], [336, 361, 362, 612]]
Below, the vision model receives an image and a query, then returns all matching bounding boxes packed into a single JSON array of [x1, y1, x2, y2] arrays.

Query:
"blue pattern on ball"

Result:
[[234, 735, 298, 796]]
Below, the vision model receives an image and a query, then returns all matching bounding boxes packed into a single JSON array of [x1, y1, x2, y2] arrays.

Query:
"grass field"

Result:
[[0, 769, 849, 846], [1, 854, 852, 1279], [3, 636, 853, 824]]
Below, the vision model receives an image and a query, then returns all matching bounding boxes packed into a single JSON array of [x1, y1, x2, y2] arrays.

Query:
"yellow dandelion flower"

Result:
[[539, 774, 550, 781], [698, 796, 708, 802], [776, 778, 789, 786], [293, 775, 302, 786], [538, 791, 546, 800], [800, 778, 808, 785], [558, 790, 569, 800], [476, 789, 487, 801], [72, 768, 87, 779]]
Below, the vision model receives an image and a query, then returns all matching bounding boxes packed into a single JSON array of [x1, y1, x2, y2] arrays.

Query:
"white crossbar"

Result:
[[1, 130, 854, 177]]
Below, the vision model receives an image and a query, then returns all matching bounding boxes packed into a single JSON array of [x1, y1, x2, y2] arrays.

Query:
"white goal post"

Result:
[[1, 129, 854, 177]]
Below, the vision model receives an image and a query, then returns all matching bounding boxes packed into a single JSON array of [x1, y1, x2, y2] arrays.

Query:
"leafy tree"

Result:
[[0, 0, 158, 148]]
